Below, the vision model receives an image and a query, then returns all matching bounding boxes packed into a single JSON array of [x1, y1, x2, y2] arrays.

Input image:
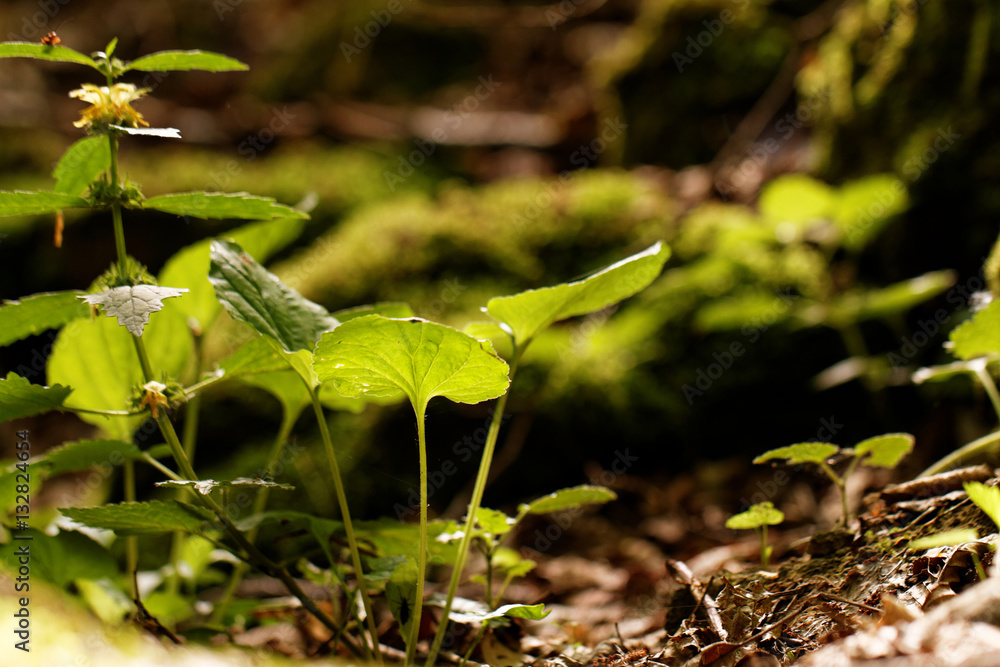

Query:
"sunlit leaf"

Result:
[[826, 270, 956, 325], [124, 50, 248, 73], [758, 174, 835, 230], [81, 285, 188, 336], [964, 482, 1000, 531], [908, 529, 979, 550], [155, 478, 295, 494], [209, 239, 337, 353], [159, 217, 307, 330], [854, 433, 914, 468], [0, 42, 97, 68], [145, 192, 307, 221], [0, 191, 87, 217], [486, 242, 669, 346], [753, 442, 838, 465], [520, 485, 617, 515], [60, 500, 214, 535], [950, 300, 1000, 360], [0, 291, 89, 346], [111, 125, 180, 139], [0, 372, 71, 422], [53, 136, 111, 196], [41, 439, 141, 477], [725, 501, 784, 530], [313, 315, 510, 411]]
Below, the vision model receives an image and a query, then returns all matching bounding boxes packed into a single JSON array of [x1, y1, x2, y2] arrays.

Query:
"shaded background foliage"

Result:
[[1, 0, 998, 520]]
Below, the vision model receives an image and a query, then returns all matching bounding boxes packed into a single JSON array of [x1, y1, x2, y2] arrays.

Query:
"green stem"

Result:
[[759, 526, 769, 569], [103, 130, 350, 650], [124, 460, 138, 598], [973, 363, 1000, 425], [311, 387, 382, 665], [181, 333, 204, 461], [405, 403, 430, 667], [920, 429, 1000, 477], [424, 345, 523, 667], [212, 409, 298, 624]]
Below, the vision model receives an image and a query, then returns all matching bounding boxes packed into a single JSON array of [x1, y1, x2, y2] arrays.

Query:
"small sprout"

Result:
[[726, 501, 784, 569], [754, 433, 914, 526], [908, 528, 988, 581]]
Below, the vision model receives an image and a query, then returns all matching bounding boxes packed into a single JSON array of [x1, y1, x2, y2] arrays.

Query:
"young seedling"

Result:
[[725, 501, 784, 569], [963, 481, 1000, 577], [754, 433, 914, 526], [312, 315, 511, 665]]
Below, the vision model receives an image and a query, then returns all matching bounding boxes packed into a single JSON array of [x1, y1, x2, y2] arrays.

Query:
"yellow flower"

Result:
[[69, 83, 151, 131]]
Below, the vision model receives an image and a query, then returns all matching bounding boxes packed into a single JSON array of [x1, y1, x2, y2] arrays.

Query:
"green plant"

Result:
[[726, 501, 784, 569], [0, 37, 670, 665], [754, 433, 914, 526]]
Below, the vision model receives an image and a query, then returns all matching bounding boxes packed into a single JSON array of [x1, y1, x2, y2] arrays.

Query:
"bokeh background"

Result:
[[1, 0, 998, 524]]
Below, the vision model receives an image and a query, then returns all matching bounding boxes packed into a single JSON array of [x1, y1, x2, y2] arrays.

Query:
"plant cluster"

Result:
[[0, 38, 670, 665]]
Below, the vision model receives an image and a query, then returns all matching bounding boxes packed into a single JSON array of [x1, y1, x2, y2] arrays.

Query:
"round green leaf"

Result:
[[753, 442, 839, 465], [725, 501, 784, 530], [854, 433, 914, 468], [313, 315, 510, 411], [520, 485, 617, 515]]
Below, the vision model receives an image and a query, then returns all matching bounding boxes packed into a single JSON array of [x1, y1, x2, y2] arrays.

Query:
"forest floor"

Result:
[[6, 461, 1000, 667]]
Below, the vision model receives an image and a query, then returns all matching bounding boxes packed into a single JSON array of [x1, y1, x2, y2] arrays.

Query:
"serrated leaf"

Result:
[[155, 478, 294, 494], [60, 500, 213, 535], [53, 136, 111, 196], [220, 336, 291, 378], [81, 285, 188, 336], [520, 485, 617, 515], [0, 42, 97, 67], [41, 439, 141, 477], [145, 192, 307, 221], [964, 482, 1000, 531], [313, 315, 510, 411], [47, 305, 192, 439], [486, 242, 669, 346], [753, 442, 839, 465], [0, 372, 71, 421], [908, 529, 980, 550], [725, 501, 784, 530], [209, 239, 337, 353], [854, 433, 914, 468], [827, 271, 956, 325], [124, 50, 248, 72], [159, 217, 307, 330], [0, 290, 89, 346], [0, 191, 87, 216], [950, 300, 1000, 360], [111, 125, 181, 139]]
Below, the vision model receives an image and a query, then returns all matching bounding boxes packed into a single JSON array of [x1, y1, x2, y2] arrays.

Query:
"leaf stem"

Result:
[[124, 460, 138, 598], [424, 345, 523, 667], [973, 362, 1000, 425], [920, 429, 1000, 477], [310, 386, 382, 665], [406, 402, 430, 667]]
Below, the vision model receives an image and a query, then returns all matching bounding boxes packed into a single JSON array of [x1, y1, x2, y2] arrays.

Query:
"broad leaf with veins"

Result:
[[81, 285, 188, 336]]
